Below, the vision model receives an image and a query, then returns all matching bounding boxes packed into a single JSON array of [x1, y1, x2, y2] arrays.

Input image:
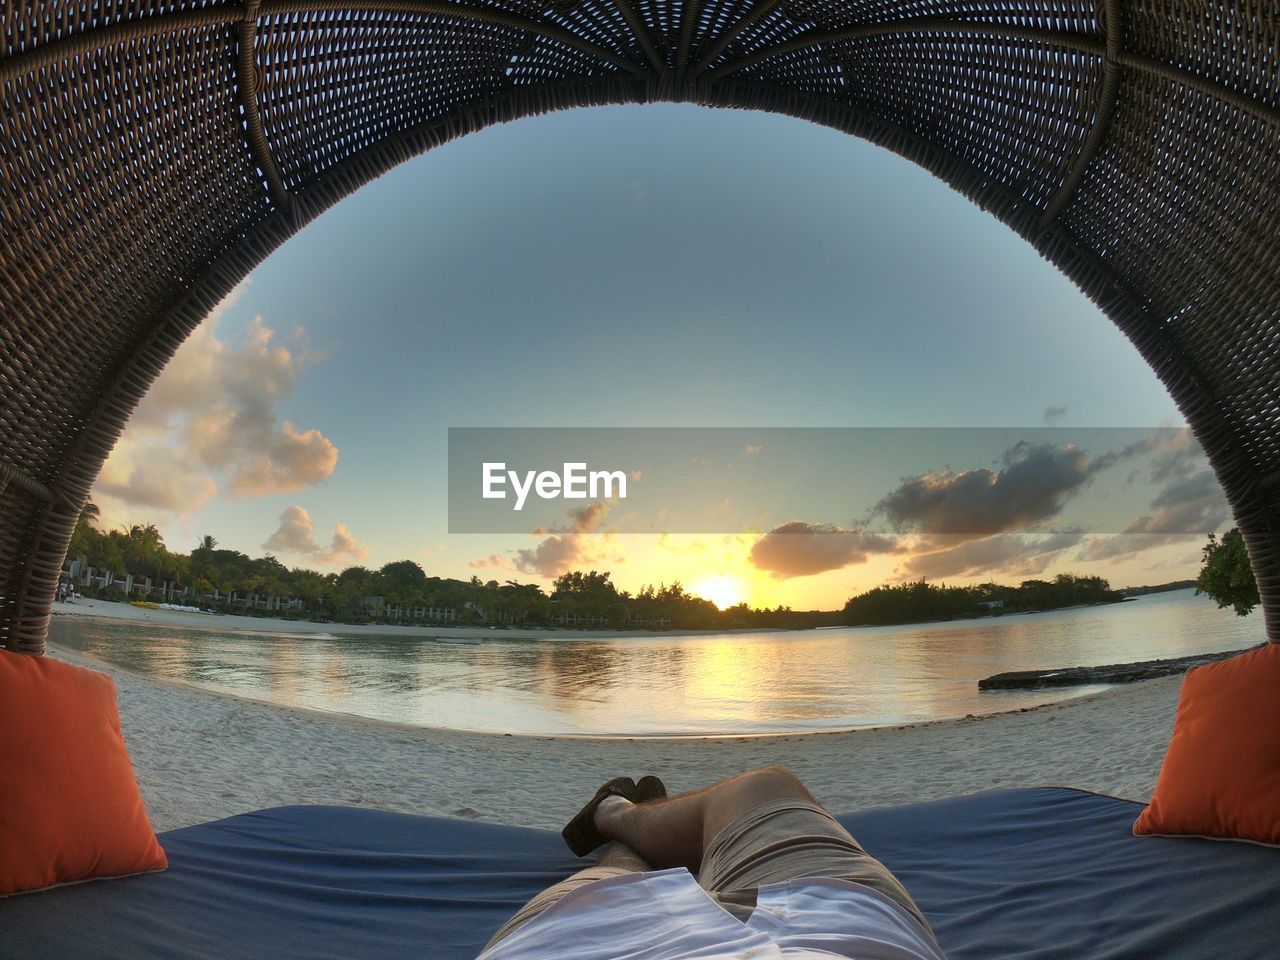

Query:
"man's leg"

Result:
[[593, 766, 816, 871], [596, 766, 934, 934], [482, 842, 649, 952]]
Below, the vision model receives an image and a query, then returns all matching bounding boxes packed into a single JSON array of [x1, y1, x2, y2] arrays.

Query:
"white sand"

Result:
[[47, 613, 1182, 834]]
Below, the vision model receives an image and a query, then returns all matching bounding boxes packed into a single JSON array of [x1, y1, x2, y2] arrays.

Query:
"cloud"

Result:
[[1073, 431, 1224, 563], [1073, 533, 1203, 563], [1042, 405, 1067, 424], [899, 532, 1085, 579], [322, 524, 366, 564], [96, 446, 219, 513], [871, 437, 1168, 540], [740, 431, 1211, 581], [750, 521, 905, 579], [1083, 432, 1168, 475], [511, 536, 604, 578], [657, 534, 709, 554], [1075, 467, 1228, 562], [1148, 428, 1208, 484], [873, 442, 1097, 538], [95, 282, 338, 515], [531, 501, 609, 536], [264, 506, 367, 565], [1139, 469, 1228, 533], [468, 554, 506, 570], [220, 422, 338, 498], [506, 502, 613, 578]]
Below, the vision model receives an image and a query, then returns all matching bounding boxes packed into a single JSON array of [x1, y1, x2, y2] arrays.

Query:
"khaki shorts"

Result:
[[484, 797, 932, 949]]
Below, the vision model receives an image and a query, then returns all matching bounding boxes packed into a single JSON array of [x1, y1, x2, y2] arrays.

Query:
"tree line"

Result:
[[63, 506, 822, 629], [841, 573, 1124, 626], [65, 502, 1259, 629]]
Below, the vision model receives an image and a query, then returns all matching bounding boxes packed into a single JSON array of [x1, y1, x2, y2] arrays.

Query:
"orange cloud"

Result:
[[750, 521, 904, 579], [224, 422, 339, 498], [95, 282, 338, 515], [475, 502, 614, 578], [264, 506, 367, 565]]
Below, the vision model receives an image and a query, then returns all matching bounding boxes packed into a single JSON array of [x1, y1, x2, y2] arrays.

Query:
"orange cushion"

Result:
[[1134, 643, 1280, 845], [0, 650, 167, 896]]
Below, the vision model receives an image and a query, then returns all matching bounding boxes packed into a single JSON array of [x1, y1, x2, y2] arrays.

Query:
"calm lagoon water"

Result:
[[50, 589, 1265, 736]]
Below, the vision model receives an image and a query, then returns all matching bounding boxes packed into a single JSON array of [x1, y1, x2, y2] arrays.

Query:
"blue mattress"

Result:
[[1, 787, 1275, 959]]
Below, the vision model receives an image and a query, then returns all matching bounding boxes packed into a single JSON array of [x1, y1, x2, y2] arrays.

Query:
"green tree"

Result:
[[333, 566, 373, 619], [67, 501, 102, 562], [118, 523, 165, 578], [1196, 528, 1259, 616], [841, 574, 1120, 626], [380, 560, 428, 606], [93, 537, 127, 577], [552, 570, 621, 623]]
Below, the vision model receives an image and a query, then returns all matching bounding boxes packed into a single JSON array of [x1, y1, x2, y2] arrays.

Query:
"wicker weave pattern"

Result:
[[2, 1, 1278, 653]]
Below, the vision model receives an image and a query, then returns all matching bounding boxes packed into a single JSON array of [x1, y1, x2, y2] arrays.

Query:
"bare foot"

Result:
[[594, 793, 634, 837]]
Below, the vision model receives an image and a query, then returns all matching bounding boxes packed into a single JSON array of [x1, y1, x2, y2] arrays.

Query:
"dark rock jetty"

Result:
[[978, 646, 1260, 690]]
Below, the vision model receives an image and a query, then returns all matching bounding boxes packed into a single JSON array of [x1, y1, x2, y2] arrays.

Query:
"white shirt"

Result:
[[479, 868, 947, 960]]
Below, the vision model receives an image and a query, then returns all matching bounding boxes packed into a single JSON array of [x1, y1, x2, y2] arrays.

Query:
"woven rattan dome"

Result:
[[2, 2, 1278, 654]]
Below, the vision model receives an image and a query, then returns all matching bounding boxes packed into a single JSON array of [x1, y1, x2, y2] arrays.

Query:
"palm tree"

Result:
[[67, 500, 103, 563], [118, 523, 165, 578], [197, 534, 218, 552]]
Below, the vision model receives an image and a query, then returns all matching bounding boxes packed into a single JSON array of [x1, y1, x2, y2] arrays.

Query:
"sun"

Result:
[[689, 575, 748, 611]]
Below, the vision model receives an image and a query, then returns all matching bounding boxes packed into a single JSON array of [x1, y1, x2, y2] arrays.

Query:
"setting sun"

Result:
[[689, 575, 748, 610]]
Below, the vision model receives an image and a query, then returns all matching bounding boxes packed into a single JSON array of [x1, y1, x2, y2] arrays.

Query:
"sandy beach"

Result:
[[50, 604, 1182, 834]]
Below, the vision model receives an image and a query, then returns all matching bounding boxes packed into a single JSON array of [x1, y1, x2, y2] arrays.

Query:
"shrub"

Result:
[[1196, 529, 1260, 616]]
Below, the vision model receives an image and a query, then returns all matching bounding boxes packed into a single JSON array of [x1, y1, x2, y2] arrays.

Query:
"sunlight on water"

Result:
[[49, 589, 1265, 736]]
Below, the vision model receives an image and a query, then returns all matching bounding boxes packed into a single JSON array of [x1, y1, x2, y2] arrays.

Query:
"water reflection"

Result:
[[51, 589, 1265, 736]]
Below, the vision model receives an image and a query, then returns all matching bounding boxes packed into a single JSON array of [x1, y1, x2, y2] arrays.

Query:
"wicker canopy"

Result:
[[2, 1, 1278, 654]]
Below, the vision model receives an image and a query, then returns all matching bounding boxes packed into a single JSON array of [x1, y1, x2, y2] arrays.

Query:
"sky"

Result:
[[92, 103, 1225, 610]]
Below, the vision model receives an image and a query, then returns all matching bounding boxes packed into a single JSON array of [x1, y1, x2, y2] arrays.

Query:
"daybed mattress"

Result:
[[1, 787, 1275, 959]]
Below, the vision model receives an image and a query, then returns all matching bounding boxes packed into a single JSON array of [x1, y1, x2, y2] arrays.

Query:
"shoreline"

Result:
[[52, 599, 1115, 741], [50, 595, 1201, 740], [46, 640, 1184, 833], [46, 638, 1104, 744], [52, 589, 1196, 640], [51, 599, 776, 641]]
